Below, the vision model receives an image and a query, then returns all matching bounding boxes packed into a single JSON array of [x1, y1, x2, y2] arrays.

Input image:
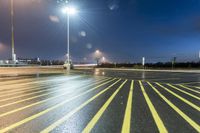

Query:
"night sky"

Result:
[[0, 0, 200, 63]]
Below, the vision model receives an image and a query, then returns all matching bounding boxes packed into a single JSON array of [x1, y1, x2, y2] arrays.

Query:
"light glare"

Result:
[[62, 7, 77, 15]]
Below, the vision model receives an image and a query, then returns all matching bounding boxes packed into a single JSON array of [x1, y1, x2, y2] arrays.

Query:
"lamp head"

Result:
[[62, 6, 77, 15]]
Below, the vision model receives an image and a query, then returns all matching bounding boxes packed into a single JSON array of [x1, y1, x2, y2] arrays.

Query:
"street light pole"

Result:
[[67, 12, 70, 70], [62, 6, 77, 71], [10, 0, 16, 63]]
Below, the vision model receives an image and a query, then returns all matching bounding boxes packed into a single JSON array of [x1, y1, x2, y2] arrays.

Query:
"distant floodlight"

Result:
[[95, 50, 100, 53], [62, 7, 77, 15]]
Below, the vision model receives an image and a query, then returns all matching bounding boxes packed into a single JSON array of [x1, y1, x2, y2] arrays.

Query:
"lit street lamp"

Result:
[[95, 50, 100, 54], [94, 49, 102, 66], [62, 6, 77, 71], [102, 56, 106, 63]]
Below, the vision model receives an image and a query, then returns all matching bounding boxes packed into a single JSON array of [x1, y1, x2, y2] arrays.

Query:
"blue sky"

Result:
[[0, 0, 200, 62]]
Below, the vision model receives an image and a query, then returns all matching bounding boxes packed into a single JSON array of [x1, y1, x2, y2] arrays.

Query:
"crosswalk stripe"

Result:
[[139, 81, 168, 133], [82, 80, 127, 133], [40, 79, 122, 133], [0, 78, 117, 133], [156, 83, 200, 111], [121, 80, 134, 133], [167, 84, 200, 101], [148, 82, 200, 132]]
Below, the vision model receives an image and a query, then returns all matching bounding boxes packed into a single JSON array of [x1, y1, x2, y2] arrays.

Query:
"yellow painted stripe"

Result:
[[0, 85, 50, 99], [0, 78, 111, 108], [0, 76, 84, 94], [0, 78, 109, 102], [0, 76, 66, 86], [0, 76, 93, 98], [139, 81, 168, 133], [0, 78, 117, 133], [82, 80, 127, 133], [191, 86, 200, 90], [0, 76, 30, 81], [0, 78, 112, 118], [0, 74, 78, 86], [186, 85, 200, 90], [148, 82, 200, 132], [0, 78, 38, 85], [156, 83, 200, 111], [0, 80, 71, 96], [40, 79, 122, 133], [179, 82, 200, 85], [121, 80, 134, 133], [0, 89, 55, 102], [178, 85, 200, 94], [167, 84, 200, 101], [0, 78, 71, 94]]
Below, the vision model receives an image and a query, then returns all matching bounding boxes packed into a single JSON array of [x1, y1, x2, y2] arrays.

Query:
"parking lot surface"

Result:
[[0, 69, 199, 133]]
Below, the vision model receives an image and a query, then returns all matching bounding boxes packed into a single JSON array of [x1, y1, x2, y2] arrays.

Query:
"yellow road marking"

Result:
[[178, 85, 200, 94], [156, 83, 200, 111], [139, 81, 168, 133], [0, 84, 50, 96], [0, 78, 109, 101], [0, 78, 38, 85], [0, 75, 70, 86], [41, 79, 122, 133], [167, 84, 200, 101], [179, 82, 200, 85], [0, 78, 109, 102], [0, 74, 78, 86], [121, 80, 134, 133], [0, 77, 95, 98], [0, 78, 112, 118], [0, 78, 111, 118], [82, 80, 127, 133], [0, 76, 30, 81], [193, 86, 200, 89], [147, 78, 180, 81], [0, 78, 118, 133], [148, 82, 200, 132], [0, 85, 50, 99], [0, 78, 111, 108], [185, 85, 200, 90], [0, 88, 55, 102], [0, 76, 84, 95]]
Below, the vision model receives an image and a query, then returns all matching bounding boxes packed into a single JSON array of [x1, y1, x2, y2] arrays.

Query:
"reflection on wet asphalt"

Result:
[[0, 70, 199, 133]]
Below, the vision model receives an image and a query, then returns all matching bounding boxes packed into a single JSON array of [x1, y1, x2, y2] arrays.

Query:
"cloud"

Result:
[[49, 15, 60, 23]]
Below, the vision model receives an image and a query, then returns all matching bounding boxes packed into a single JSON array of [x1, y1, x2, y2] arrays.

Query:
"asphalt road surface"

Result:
[[0, 69, 199, 133]]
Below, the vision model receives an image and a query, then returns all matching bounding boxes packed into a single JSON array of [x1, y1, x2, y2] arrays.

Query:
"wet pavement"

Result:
[[0, 69, 199, 133]]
